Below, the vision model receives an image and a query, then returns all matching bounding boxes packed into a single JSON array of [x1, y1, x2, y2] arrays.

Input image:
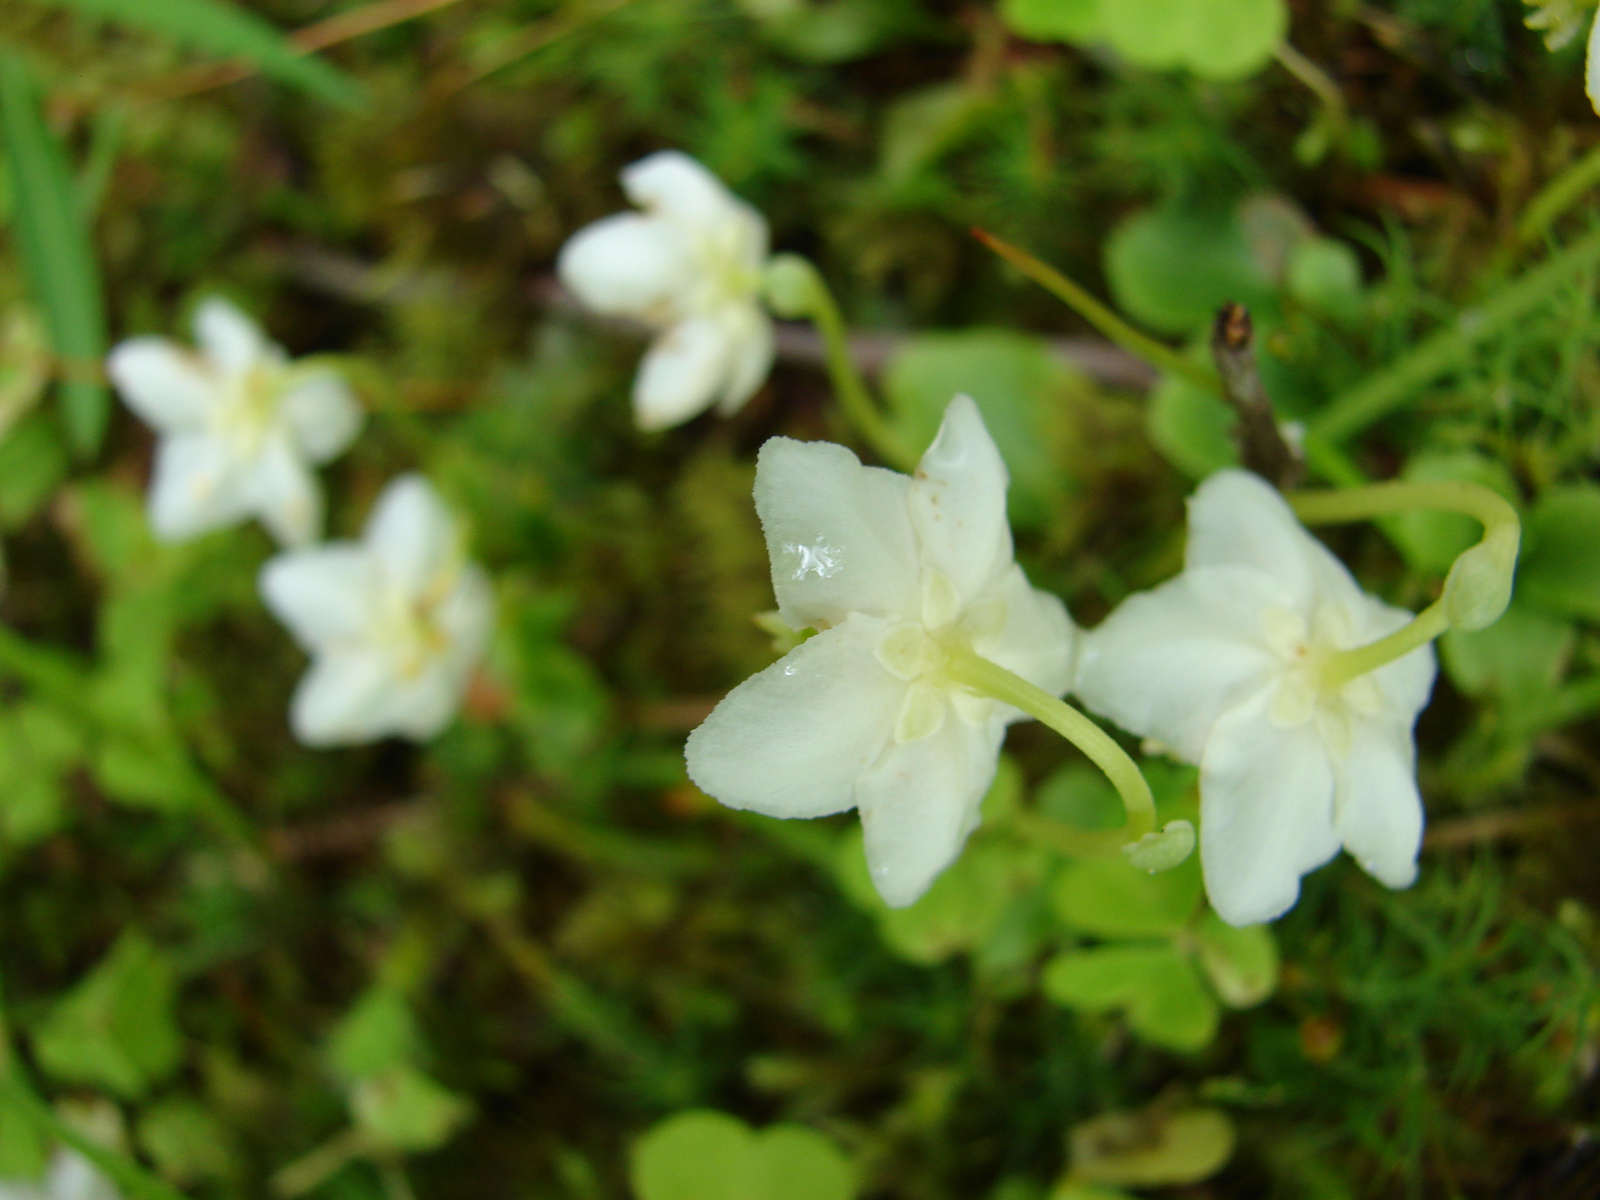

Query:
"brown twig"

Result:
[[1210, 303, 1304, 489]]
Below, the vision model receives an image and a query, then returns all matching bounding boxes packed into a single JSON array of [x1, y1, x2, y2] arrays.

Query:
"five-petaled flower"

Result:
[[558, 151, 774, 431], [1073, 470, 1436, 927], [259, 474, 494, 747], [107, 296, 362, 547], [686, 396, 1076, 907]]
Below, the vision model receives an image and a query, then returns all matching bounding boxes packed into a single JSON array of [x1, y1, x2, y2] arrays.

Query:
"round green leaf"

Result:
[[1148, 373, 1238, 479], [1194, 911, 1279, 1008], [1439, 601, 1573, 703], [349, 1066, 472, 1153], [753, 1126, 854, 1200], [632, 1112, 854, 1200], [1000, 0, 1101, 41], [1518, 485, 1600, 620], [1101, 0, 1286, 79], [1105, 206, 1268, 335], [1042, 945, 1219, 1051], [1052, 854, 1201, 939], [1069, 1106, 1236, 1186], [1388, 451, 1518, 574]]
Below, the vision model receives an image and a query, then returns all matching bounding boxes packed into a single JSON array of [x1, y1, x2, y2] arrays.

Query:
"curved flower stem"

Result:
[[1290, 480, 1522, 688], [938, 643, 1157, 847], [969, 229, 1222, 395], [763, 255, 916, 472]]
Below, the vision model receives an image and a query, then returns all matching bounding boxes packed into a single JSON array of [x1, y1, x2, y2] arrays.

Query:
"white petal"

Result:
[[364, 474, 458, 600], [246, 434, 323, 548], [279, 370, 363, 463], [623, 151, 751, 233], [289, 649, 396, 746], [377, 670, 464, 742], [557, 212, 693, 320], [714, 304, 774, 416], [194, 296, 275, 375], [1335, 719, 1423, 890], [753, 436, 920, 629], [1074, 566, 1284, 762], [1186, 470, 1334, 614], [259, 546, 380, 651], [46, 1152, 117, 1200], [685, 614, 905, 819], [106, 337, 215, 431], [146, 432, 251, 541], [1588, 11, 1600, 115], [971, 564, 1077, 703], [1199, 686, 1341, 925], [632, 315, 736, 430], [856, 710, 1005, 906], [1355, 594, 1438, 719], [434, 564, 496, 670], [908, 395, 1014, 609]]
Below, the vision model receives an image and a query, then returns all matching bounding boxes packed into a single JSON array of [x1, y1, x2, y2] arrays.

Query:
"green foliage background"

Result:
[[0, 0, 1597, 1196]]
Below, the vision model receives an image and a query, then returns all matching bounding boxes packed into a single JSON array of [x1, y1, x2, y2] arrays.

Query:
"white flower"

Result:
[[1522, 1, 1600, 113], [685, 396, 1076, 907], [557, 151, 773, 431], [0, 1150, 117, 1200], [1074, 470, 1436, 927], [259, 474, 494, 747], [107, 297, 362, 547]]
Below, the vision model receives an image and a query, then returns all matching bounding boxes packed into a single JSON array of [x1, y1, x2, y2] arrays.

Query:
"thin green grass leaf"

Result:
[[36, 0, 363, 108], [0, 53, 109, 457]]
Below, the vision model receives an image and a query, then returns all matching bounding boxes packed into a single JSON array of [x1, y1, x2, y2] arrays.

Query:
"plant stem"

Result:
[[768, 256, 917, 471], [1310, 224, 1600, 442], [1290, 479, 1521, 687], [1518, 142, 1600, 245], [938, 643, 1156, 844], [970, 228, 1221, 394]]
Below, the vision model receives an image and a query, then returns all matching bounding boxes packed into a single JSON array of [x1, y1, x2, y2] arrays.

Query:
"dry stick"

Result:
[[137, 0, 469, 102], [1210, 303, 1304, 490], [1423, 801, 1600, 849]]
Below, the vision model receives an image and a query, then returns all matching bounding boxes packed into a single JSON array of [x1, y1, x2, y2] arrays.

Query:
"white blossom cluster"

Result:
[[109, 300, 492, 747], [104, 149, 1496, 932]]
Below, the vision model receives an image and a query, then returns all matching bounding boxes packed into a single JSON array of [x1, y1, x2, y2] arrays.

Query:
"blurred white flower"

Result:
[[1522, 1, 1600, 113], [557, 151, 773, 431], [1074, 470, 1436, 927], [0, 1149, 118, 1200], [107, 296, 362, 547], [259, 474, 494, 746], [686, 396, 1076, 906]]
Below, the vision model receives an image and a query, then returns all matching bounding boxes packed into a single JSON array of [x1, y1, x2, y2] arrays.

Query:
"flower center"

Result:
[[1261, 603, 1383, 747], [376, 580, 454, 682], [216, 363, 285, 454]]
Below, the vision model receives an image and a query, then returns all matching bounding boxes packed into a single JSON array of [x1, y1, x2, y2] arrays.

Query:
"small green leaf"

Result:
[[0, 53, 109, 457], [1286, 238, 1363, 319], [883, 329, 1083, 527], [327, 988, 422, 1082], [1100, 0, 1287, 79], [1068, 1106, 1236, 1187], [349, 1066, 472, 1153], [631, 1111, 854, 1200], [1052, 854, 1202, 939], [1440, 601, 1573, 703], [632, 1111, 754, 1200], [92, 733, 198, 814], [1106, 206, 1269, 336], [36, 0, 363, 108], [1042, 945, 1219, 1051], [1518, 485, 1600, 621], [32, 932, 183, 1098], [1000, 0, 1101, 41], [0, 1085, 51, 1179], [1194, 911, 1279, 1008], [0, 411, 69, 529], [136, 1099, 237, 1185], [1147, 372, 1238, 480], [0, 703, 86, 844]]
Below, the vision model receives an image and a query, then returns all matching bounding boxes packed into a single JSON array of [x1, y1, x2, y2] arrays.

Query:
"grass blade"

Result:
[[0, 53, 109, 458], [37, 0, 363, 108]]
